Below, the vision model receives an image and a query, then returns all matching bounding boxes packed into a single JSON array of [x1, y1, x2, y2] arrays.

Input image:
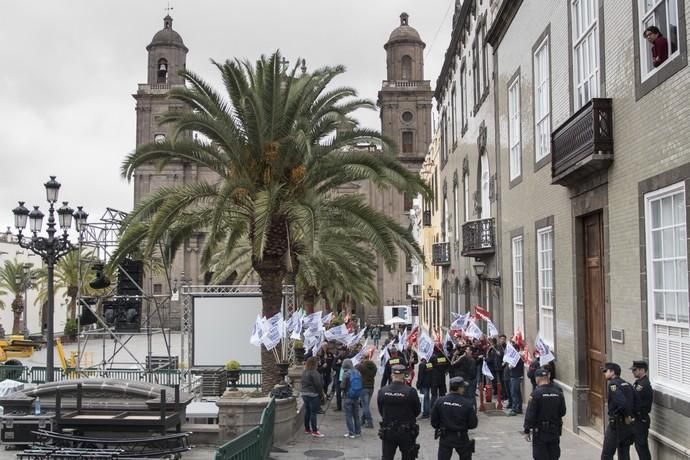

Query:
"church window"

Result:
[[402, 131, 414, 154], [401, 55, 413, 80], [402, 111, 414, 122], [157, 58, 169, 83]]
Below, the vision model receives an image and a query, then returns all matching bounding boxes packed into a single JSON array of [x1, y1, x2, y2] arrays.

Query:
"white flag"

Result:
[[482, 359, 494, 380], [249, 314, 263, 347], [351, 339, 369, 367], [503, 342, 521, 367], [465, 321, 483, 339], [261, 314, 282, 350], [321, 312, 334, 325], [450, 313, 469, 331], [303, 311, 323, 330], [442, 331, 454, 358], [324, 324, 349, 341], [535, 334, 556, 366], [487, 320, 499, 338], [399, 328, 408, 352], [417, 329, 435, 361], [378, 346, 390, 374]]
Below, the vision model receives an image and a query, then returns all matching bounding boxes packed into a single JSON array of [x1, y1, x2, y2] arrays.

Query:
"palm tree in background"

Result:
[[116, 51, 429, 391], [0, 259, 41, 335]]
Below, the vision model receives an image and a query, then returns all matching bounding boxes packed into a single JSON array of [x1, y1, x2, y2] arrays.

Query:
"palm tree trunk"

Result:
[[11, 295, 23, 335], [256, 260, 286, 393]]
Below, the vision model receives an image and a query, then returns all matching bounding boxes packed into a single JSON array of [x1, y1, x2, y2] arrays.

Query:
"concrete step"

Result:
[[577, 425, 604, 448]]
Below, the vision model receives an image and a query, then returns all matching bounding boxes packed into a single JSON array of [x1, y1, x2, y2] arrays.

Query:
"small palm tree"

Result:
[[0, 259, 41, 335]]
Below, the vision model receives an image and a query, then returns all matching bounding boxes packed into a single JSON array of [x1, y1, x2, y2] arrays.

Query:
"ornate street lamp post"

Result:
[[11, 176, 88, 382]]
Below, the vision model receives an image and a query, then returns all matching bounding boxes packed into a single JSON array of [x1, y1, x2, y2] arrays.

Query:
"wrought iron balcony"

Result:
[[461, 218, 495, 257], [432, 242, 451, 266], [423, 210, 431, 227], [551, 98, 614, 187]]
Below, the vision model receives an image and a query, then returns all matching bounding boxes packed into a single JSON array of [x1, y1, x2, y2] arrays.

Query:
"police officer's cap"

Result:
[[448, 376, 469, 387], [535, 368, 550, 378], [392, 364, 406, 374], [600, 362, 621, 375], [630, 360, 648, 370]]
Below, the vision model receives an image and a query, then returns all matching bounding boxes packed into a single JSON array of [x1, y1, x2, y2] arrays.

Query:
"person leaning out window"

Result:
[[644, 25, 669, 67]]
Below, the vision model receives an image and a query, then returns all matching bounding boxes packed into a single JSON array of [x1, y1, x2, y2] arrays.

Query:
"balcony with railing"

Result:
[[551, 98, 613, 187], [461, 218, 495, 257], [432, 242, 451, 266]]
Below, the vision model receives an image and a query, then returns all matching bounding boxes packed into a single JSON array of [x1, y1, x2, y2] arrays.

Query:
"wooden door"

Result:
[[584, 213, 606, 429]]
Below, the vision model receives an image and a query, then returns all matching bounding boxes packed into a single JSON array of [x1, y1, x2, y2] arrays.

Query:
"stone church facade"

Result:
[[131, 14, 433, 326]]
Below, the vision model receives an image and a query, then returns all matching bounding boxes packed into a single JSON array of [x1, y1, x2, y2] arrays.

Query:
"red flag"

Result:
[[474, 305, 491, 320], [407, 325, 419, 347], [522, 345, 533, 366], [514, 329, 524, 350]]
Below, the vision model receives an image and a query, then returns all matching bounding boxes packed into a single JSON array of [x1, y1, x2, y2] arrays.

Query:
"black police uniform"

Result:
[[430, 352, 449, 408], [601, 376, 634, 460], [430, 382, 478, 460], [632, 374, 653, 460], [377, 370, 421, 460], [523, 380, 566, 460], [381, 353, 408, 387]]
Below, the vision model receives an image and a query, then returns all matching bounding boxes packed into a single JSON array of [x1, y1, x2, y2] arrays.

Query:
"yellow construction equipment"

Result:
[[0, 335, 44, 362]]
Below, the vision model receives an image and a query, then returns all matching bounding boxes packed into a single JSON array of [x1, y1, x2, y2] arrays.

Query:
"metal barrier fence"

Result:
[[1, 366, 261, 391], [214, 398, 275, 460]]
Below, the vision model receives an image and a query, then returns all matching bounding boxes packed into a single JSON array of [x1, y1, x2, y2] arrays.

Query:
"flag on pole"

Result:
[[465, 321, 483, 339], [378, 346, 390, 374], [535, 334, 556, 366], [482, 359, 494, 380], [450, 313, 469, 331], [249, 314, 263, 347], [475, 305, 491, 320], [407, 324, 419, 348], [442, 331, 454, 359], [487, 319, 499, 338], [321, 312, 334, 326], [303, 311, 323, 330], [522, 345, 533, 366], [399, 328, 408, 352], [503, 342, 521, 367], [417, 329, 435, 361]]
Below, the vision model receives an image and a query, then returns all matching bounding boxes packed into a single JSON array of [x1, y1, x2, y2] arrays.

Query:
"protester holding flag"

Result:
[[455, 345, 478, 408], [498, 334, 511, 406], [331, 346, 346, 411], [430, 345, 450, 409], [486, 337, 501, 395], [507, 338, 525, 416]]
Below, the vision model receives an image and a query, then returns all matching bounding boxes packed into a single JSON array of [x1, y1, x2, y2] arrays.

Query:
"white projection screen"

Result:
[[193, 295, 262, 367]]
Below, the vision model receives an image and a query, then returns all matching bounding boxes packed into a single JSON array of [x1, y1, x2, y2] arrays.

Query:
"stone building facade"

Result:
[[430, 0, 501, 332], [483, 0, 690, 456]]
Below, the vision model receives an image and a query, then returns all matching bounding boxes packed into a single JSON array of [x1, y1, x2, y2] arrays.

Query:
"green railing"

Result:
[[234, 366, 262, 389], [0, 365, 30, 382], [4, 366, 183, 385], [215, 398, 275, 460]]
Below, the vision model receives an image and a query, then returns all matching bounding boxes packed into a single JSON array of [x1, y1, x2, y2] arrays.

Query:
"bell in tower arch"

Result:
[[157, 58, 168, 83]]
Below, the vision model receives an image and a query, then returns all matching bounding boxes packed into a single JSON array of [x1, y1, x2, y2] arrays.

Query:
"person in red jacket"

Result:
[[644, 25, 669, 67]]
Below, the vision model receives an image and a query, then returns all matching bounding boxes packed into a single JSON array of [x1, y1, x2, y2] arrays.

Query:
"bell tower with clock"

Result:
[[370, 12, 433, 319]]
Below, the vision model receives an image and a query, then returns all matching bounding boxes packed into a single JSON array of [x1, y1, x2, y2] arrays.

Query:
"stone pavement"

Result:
[[267, 399, 600, 460]]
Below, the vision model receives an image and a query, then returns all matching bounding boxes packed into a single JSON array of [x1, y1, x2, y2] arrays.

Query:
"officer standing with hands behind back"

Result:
[[377, 364, 421, 460], [430, 376, 478, 460], [523, 368, 566, 459], [601, 362, 634, 460], [630, 360, 653, 460]]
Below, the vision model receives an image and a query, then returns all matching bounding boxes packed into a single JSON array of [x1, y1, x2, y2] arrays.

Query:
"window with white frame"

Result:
[[639, 0, 680, 77], [538, 226, 555, 347], [572, 0, 599, 109], [460, 63, 468, 132], [534, 37, 551, 161], [463, 171, 470, 222], [512, 236, 525, 334], [443, 195, 449, 241], [451, 85, 457, 145], [508, 77, 521, 181], [453, 182, 460, 243], [645, 183, 689, 395]]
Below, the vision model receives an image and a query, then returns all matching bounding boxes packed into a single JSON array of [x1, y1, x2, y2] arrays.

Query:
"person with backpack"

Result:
[[341, 358, 363, 438], [356, 355, 378, 429]]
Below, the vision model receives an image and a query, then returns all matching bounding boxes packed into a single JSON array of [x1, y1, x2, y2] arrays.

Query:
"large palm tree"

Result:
[[0, 259, 41, 335], [117, 51, 429, 390]]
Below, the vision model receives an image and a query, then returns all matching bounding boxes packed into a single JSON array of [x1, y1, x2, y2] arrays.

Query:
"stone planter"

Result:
[[294, 347, 305, 365], [227, 369, 241, 391], [287, 365, 304, 395], [216, 394, 297, 444]]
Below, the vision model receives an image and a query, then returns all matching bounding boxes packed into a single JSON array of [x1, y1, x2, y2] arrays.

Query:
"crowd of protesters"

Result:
[[299, 320, 550, 439]]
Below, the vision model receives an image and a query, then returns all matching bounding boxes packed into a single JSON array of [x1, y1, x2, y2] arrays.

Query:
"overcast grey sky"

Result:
[[0, 1, 453, 233]]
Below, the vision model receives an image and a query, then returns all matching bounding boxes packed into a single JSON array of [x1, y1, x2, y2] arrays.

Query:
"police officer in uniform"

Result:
[[430, 376, 478, 460], [377, 364, 421, 460], [630, 360, 652, 460], [601, 362, 634, 460], [523, 368, 566, 459]]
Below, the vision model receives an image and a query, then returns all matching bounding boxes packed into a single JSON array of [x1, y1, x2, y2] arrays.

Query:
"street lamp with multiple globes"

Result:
[[11, 176, 88, 382]]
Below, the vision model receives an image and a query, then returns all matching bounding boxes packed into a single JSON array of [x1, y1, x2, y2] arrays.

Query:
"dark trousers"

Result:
[[510, 377, 523, 413], [333, 378, 342, 410], [321, 369, 332, 395], [601, 422, 633, 460], [382, 431, 418, 460], [430, 383, 447, 410], [302, 395, 320, 432], [437, 433, 472, 460], [633, 417, 651, 460], [532, 438, 560, 460]]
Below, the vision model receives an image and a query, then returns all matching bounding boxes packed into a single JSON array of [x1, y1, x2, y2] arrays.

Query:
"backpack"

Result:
[[347, 369, 363, 399]]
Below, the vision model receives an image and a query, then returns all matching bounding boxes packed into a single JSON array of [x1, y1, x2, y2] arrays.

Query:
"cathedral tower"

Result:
[[369, 13, 433, 320]]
